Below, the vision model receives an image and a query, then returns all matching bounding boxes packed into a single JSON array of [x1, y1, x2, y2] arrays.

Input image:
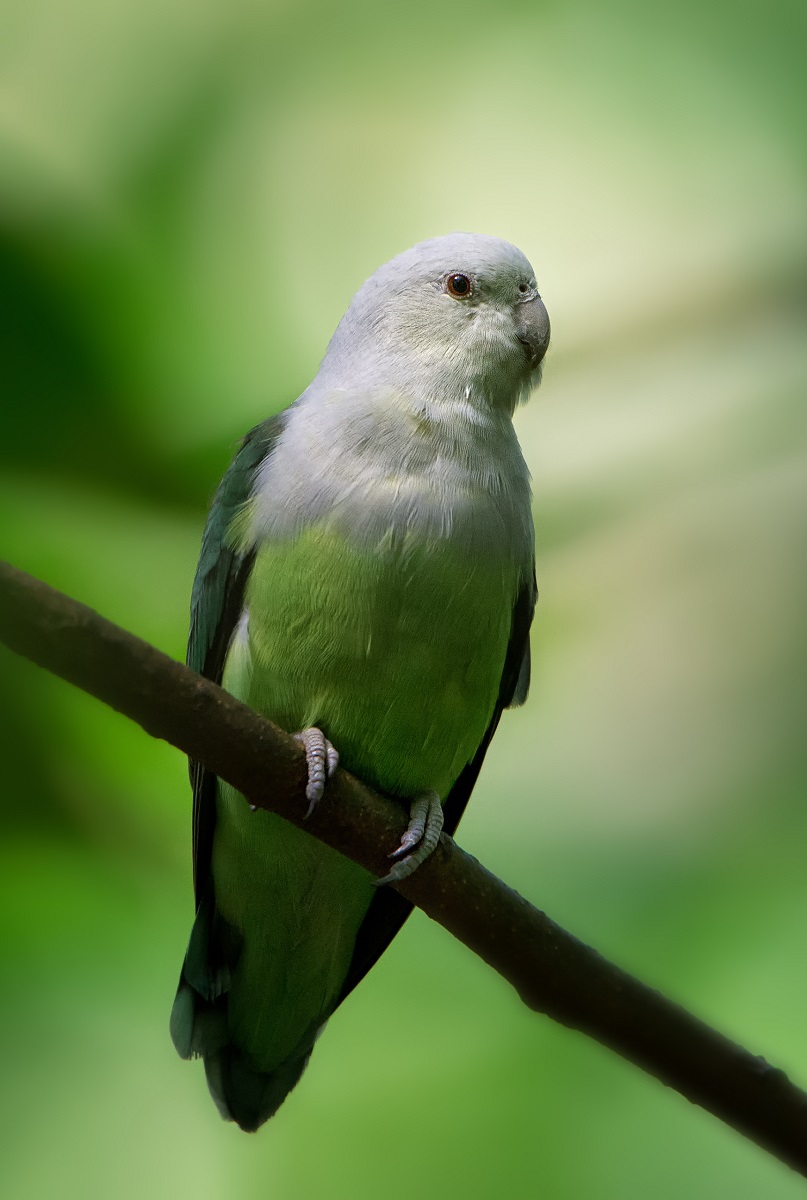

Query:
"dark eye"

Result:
[[445, 273, 473, 298], [518, 282, 529, 294]]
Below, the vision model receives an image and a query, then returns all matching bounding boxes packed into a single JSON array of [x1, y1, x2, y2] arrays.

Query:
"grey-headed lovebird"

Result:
[[170, 233, 550, 1130]]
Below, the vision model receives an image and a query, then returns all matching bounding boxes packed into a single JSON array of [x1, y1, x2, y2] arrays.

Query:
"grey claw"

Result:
[[389, 829, 420, 859], [293, 727, 339, 818], [374, 790, 443, 886], [388, 792, 431, 860]]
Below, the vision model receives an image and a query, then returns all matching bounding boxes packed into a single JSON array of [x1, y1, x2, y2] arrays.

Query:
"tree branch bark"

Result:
[[1, 558, 805, 1173]]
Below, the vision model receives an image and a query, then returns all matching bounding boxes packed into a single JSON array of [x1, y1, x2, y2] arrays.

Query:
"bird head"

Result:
[[319, 233, 550, 415]]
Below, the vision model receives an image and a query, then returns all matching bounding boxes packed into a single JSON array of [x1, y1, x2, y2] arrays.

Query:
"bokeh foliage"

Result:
[[1, 1, 805, 1196]]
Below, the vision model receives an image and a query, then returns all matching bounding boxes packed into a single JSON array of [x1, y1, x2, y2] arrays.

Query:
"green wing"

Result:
[[187, 415, 286, 902]]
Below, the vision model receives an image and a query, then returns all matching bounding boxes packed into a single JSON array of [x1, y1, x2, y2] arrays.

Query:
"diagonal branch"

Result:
[[0, 558, 805, 1174]]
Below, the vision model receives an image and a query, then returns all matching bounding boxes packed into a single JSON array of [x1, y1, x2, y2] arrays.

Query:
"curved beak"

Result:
[[515, 295, 550, 368]]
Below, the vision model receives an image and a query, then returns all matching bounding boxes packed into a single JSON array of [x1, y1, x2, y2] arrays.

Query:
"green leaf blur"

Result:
[[0, 1, 805, 1196]]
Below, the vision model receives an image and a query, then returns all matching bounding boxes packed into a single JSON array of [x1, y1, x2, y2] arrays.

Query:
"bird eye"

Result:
[[518, 282, 529, 294], [445, 273, 473, 298]]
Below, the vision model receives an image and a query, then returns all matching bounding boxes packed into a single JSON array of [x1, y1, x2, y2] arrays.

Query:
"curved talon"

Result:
[[293, 727, 339, 818], [388, 792, 432, 860], [374, 790, 443, 887]]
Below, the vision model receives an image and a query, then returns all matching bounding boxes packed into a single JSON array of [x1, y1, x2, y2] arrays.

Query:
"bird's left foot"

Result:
[[293, 727, 340, 817], [374, 790, 444, 887]]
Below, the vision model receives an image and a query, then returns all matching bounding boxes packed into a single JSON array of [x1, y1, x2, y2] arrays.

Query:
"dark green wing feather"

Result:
[[335, 566, 537, 1005], [188, 415, 286, 903], [172, 414, 296, 1125]]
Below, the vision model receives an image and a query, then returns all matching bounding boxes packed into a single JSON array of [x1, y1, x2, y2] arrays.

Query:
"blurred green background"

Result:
[[1, 0, 805, 1196]]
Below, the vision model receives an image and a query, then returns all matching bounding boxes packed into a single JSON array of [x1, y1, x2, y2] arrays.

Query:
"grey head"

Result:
[[314, 233, 550, 414]]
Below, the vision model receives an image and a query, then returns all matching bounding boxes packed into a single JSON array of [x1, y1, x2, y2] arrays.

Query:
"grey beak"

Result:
[[516, 296, 550, 368]]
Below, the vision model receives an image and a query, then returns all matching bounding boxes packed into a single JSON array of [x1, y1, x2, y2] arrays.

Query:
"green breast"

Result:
[[244, 523, 521, 798]]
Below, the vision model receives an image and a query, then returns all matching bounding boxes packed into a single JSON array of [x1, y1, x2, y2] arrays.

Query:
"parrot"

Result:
[[170, 232, 550, 1131]]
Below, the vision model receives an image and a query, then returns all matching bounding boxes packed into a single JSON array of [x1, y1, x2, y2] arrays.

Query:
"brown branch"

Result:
[[1, 558, 805, 1173]]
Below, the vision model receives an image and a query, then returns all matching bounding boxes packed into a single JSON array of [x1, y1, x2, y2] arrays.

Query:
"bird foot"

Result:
[[293, 727, 339, 817], [374, 790, 443, 887]]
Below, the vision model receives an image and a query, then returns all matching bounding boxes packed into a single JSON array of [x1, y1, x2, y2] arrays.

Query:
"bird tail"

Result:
[[170, 893, 313, 1132], [202, 1045, 312, 1132]]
